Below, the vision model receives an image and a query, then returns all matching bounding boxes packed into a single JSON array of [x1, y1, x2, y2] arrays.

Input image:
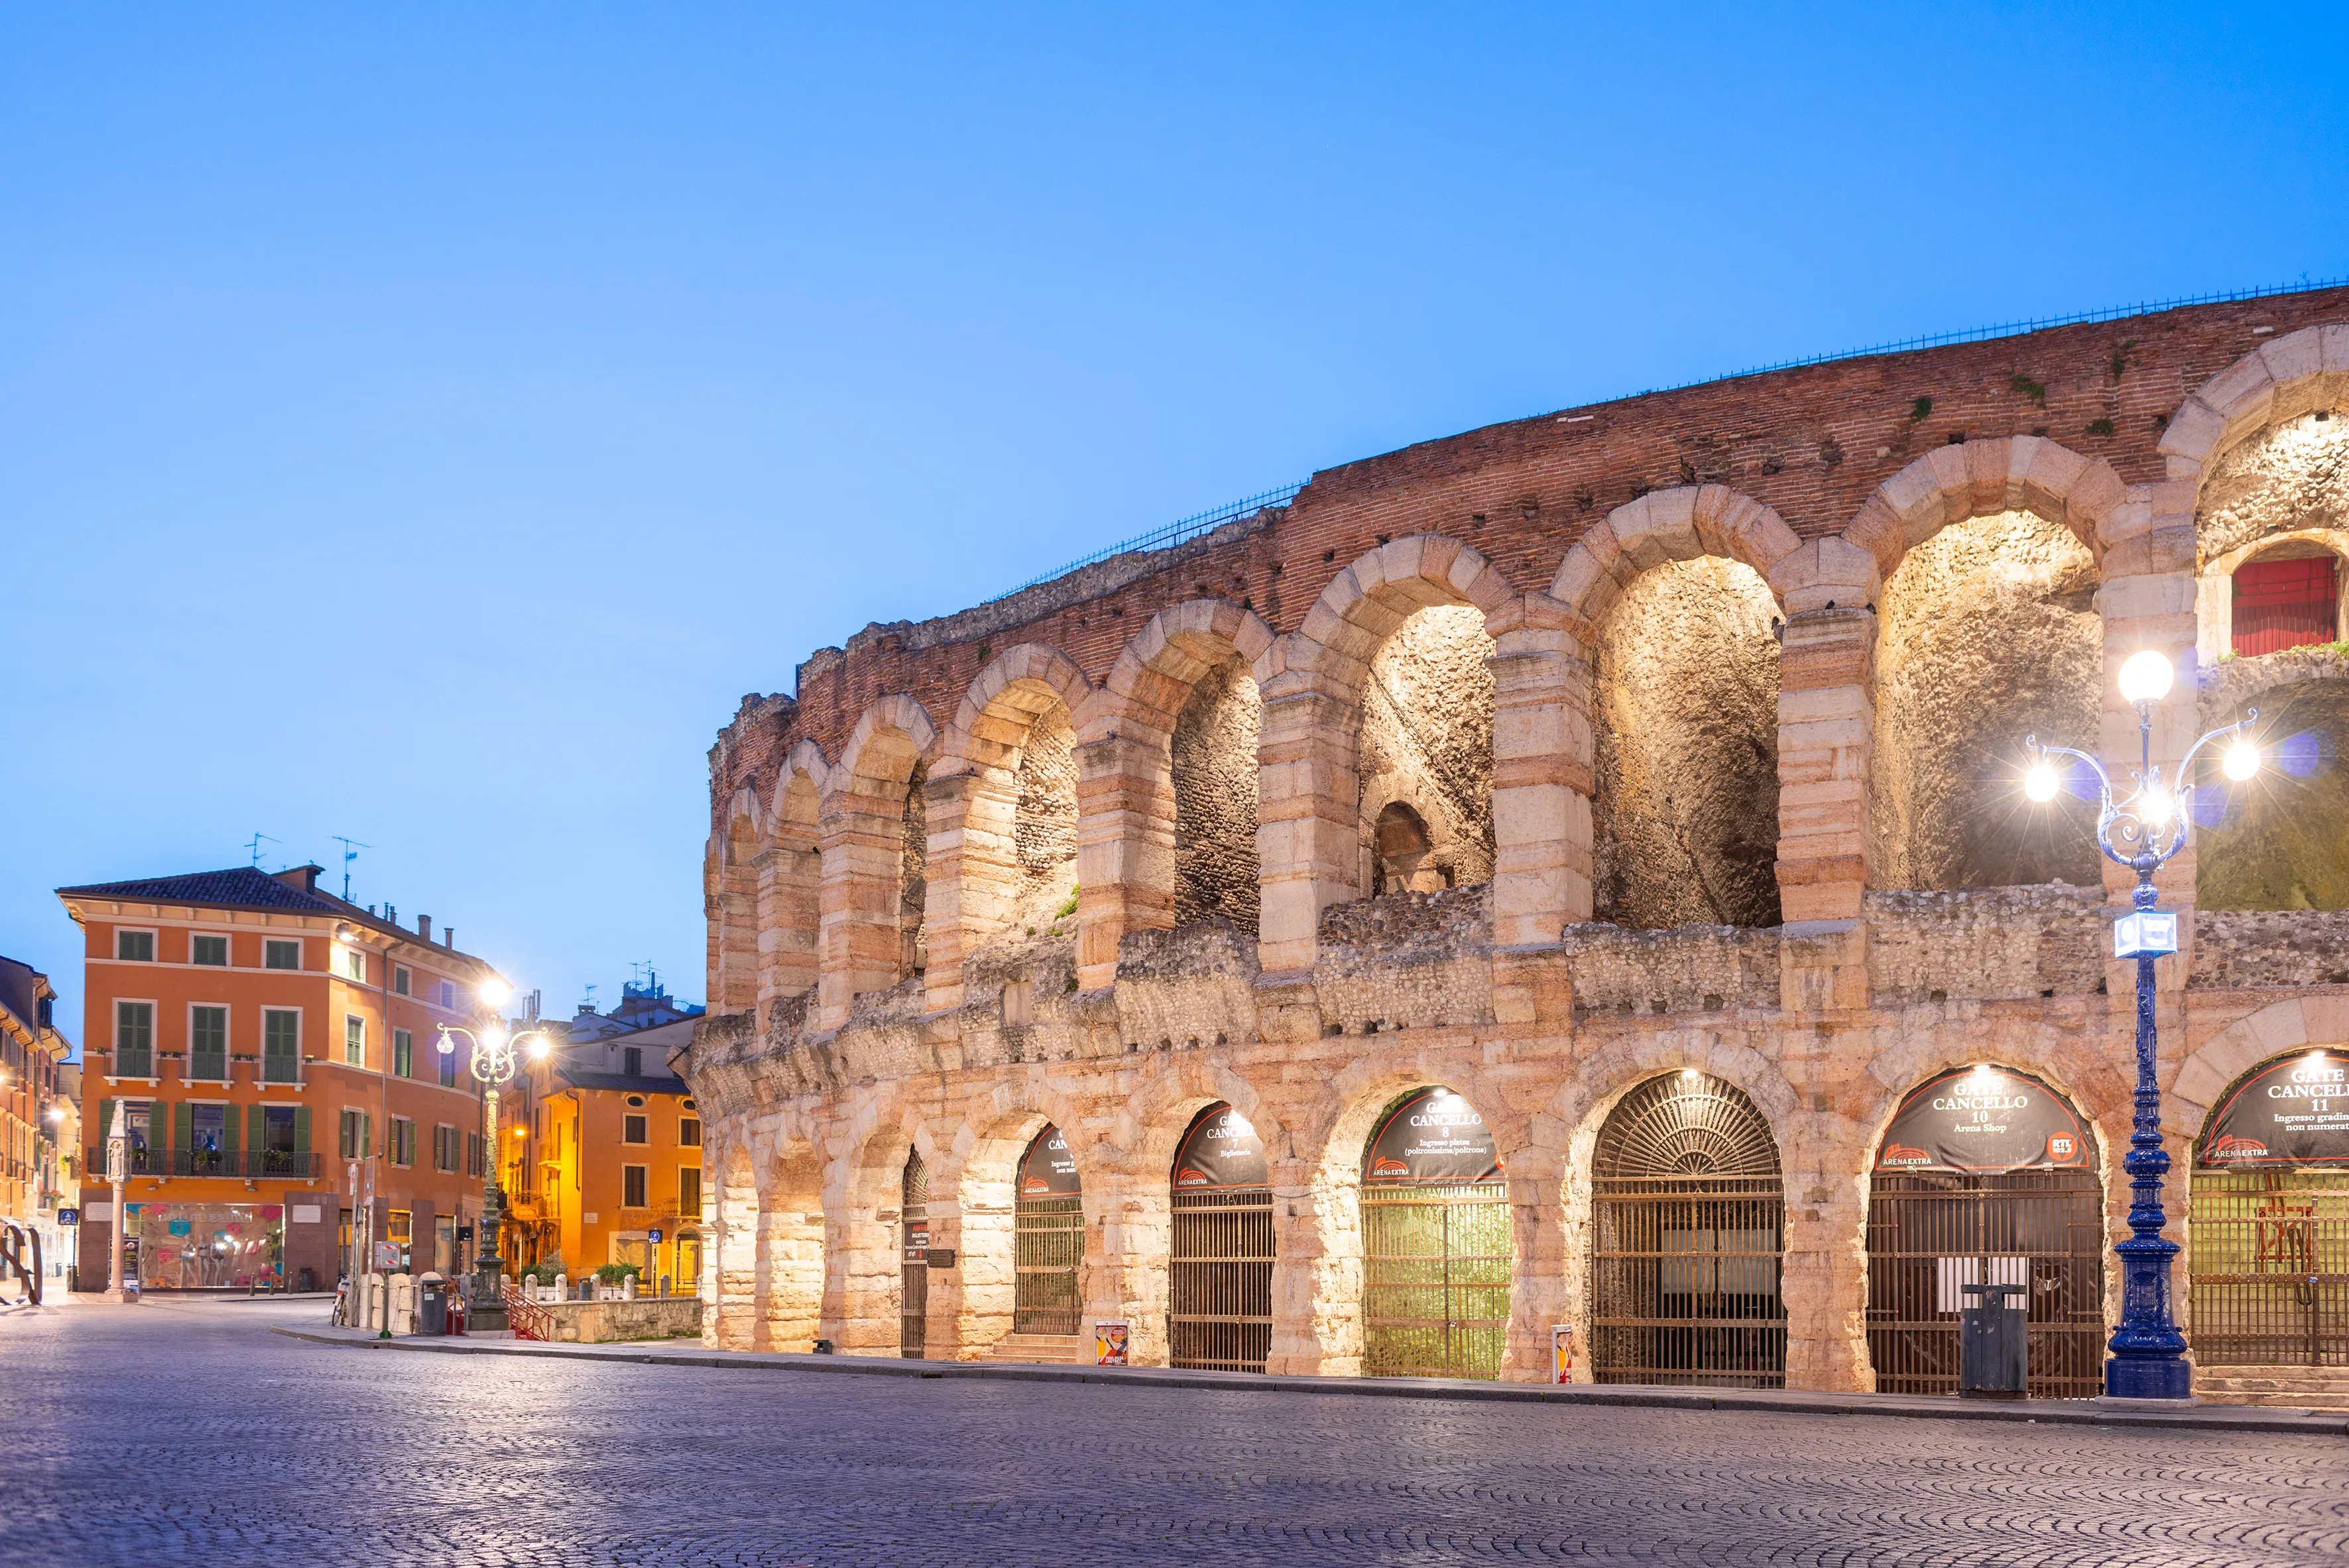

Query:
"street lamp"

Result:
[[2023, 648, 2258, 1400], [436, 979, 554, 1318]]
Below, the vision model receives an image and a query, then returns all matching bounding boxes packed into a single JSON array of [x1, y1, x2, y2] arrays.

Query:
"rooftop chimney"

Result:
[[274, 864, 324, 894], [417, 914, 432, 940], [443, 928, 454, 949]]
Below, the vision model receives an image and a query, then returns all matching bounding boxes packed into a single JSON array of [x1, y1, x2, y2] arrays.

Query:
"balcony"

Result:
[[85, 1146, 320, 1180]]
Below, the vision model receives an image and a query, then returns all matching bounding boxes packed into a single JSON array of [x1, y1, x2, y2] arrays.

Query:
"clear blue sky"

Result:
[[4, 5, 2344, 1044]]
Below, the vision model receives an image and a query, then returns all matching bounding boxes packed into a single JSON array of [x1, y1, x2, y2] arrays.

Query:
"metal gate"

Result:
[[900, 1150, 928, 1358], [2191, 1170, 2349, 1366], [1866, 1169, 2106, 1398], [1012, 1124, 1084, 1335], [1362, 1180, 1512, 1378], [1590, 1073, 1785, 1387], [1170, 1189, 1274, 1370]]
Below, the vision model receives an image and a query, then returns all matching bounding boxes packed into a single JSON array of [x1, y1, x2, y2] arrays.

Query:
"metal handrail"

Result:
[[996, 483, 1302, 600], [503, 1282, 555, 1343]]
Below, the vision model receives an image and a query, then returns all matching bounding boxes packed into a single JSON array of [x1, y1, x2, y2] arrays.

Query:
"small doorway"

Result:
[[1865, 1065, 2104, 1398], [1169, 1103, 1273, 1372], [1360, 1087, 1510, 1379], [1589, 1071, 1784, 1387], [900, 1150, 928, 1358], [1012, 1125, 1083, 1335], [2191, 1048, 2349, 1367]]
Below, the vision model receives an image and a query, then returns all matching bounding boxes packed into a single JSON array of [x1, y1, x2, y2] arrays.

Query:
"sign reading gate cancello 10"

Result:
[[1018, 1124, 1082, 1197], [1363, 1087, 1502, 1184], [2200, 1049, 2349, 1168], [1173, 1104, 1270, 1191], [1874, 1066, 2090, 1173]]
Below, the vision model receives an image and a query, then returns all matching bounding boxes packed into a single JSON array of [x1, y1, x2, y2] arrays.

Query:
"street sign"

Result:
[[58, 1208, 78, 1227], [648, 1229, 662, 1244], [2114, 910, 2179, 957]]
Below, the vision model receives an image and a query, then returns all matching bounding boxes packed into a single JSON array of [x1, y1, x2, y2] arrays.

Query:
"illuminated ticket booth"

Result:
[[1865, 1065, 2104, 1398], [1168, 1102, 1274, 1373], [1012, 1125, 1083, 1335], [900, 1150, 928, 1357], [2191, 1048, 2349, 1368], [1590, 1072, 1784, 1388], [1360, 1086, 1510, 1380]]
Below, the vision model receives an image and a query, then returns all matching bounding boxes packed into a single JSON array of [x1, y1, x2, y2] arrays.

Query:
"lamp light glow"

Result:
[[2222, 738, 2261, 782], [2140, 788, 2173, 829], [481, 1022, 508, 1051], [2118, 650, 2175, 705], [526, 1034, 552, 1061], [477, 977, 514, 1010], [2023, 761, 2060, 802]]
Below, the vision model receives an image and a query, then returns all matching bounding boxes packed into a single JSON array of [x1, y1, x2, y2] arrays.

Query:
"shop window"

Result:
[[265, 939, 302, 971], [622, 1165, 648, 1208], [388, 1209, 413, 1272], [2233, 555, 2340, 658], [623, 1115, 648, 1146], [192, 934, 229, 967], [115, 930, 155, 962]]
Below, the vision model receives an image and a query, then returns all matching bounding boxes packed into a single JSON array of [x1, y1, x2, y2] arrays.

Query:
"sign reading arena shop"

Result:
[[1874, 1066, 2090, 1173], [2200, 1050, 2349, 1168], [1362, 1087, 1502, 1184], [1172, 1103, 1270, 1191], [1018, 1124, 1082, 1197]]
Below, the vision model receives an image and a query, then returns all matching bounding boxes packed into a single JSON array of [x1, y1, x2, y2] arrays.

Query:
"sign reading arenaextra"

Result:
[[1363, 1087, 1502, 1184], [1172, 1103, 1270, 1191], [1874, 1066, 2090, 1173], [1018, 1124, 1082, 1197], [2200, 1049, 2349, 1168]]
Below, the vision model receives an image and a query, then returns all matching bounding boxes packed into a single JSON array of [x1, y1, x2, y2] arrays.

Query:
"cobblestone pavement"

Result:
[[3, 1299, 2344, 1567]]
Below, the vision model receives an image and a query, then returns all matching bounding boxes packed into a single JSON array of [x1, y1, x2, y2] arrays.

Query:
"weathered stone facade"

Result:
[[682, 296, 2349, 1390]]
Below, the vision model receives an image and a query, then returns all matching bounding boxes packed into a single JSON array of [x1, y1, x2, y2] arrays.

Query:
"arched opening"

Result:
[[1592, 556, 1781, 928], [899, 760, 928, 978], [676, 1231, 703, 1297], [1370, 801, 1437, 895], [1011, 704, 1077, 919], [2189, 1047, 2349, 1368], [1357, 605, 1495, 898], [2232, 544, 2343, 658], [755, 1144, 825, 1353], [1168, 1102, 1272, 1372], [900, 1148, 928, 1357], [823, 699, 935, 1023], [2197, 406, 2349, 640], [766, 765, 823, 1017], [1171, 656, 1261, 930], [2194, 675, 2349, 910], [1589, 1071, 1783, 1387], [1358, 1086, 1509, 1379], [1864, 1065, 2104, 1399], [714, 810, 760, 1015], [1872, 510, 2102, 890], [1012, 1124, 1083, 1337]]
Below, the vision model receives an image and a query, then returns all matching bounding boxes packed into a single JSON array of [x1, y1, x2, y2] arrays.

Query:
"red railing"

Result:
[[503, 1284, 555, 1343]]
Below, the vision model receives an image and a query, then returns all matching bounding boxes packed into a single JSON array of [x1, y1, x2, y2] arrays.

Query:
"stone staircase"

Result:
[[2195, 1365, 2349, 1410], [985, 1331, 1090, 1365]]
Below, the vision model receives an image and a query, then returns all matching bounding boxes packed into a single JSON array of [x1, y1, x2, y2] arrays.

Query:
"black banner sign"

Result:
[[1172, 1103, 1270, 1191], [902, 1219, 928, 1266], [1018, 1124, 1082, 1197], [2200, 1049, 2349, 1168], [1362, 1087, 1502, 1184], [1874, 1066, 2090, 1173]]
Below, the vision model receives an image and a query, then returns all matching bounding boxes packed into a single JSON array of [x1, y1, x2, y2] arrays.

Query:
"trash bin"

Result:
[[1959, 1282, 2029, 1399], [299, 1266, 316, 1294], [419, 1276, 449, 1337]]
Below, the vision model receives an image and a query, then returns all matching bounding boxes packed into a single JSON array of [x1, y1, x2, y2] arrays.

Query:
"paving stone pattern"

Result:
[[4, 1301, 2346, 1567]]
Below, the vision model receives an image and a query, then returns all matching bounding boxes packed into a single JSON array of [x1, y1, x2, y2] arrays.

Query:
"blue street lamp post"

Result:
[[2023, 648, 2262, 1400]]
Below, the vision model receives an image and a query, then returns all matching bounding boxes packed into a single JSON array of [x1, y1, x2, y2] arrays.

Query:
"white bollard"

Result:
[[623, 1274, 636, 1301]]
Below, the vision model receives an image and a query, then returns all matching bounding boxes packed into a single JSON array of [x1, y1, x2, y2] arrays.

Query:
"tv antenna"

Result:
[[332, 836, 371, 901], [246, 832, 280, 868], [582, 983, 599, 1015]]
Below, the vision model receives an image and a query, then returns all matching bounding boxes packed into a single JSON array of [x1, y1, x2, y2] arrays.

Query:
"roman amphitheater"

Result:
[[680, 290, 2349, 1400]]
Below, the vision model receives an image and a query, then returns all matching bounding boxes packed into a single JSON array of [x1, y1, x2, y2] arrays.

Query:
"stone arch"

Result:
[[757, 741, 829, 1028], [2157, 324, 2349, 491], [1081, 602, 1276, 981], [2175, 995, 2349, 1136], [815, 1091, 949, 1355], [817, 695, 937, 1028], [1842, 438, 2126, 582], [705, 1139, 759, 1349], [710, 787, 765, 1017], [2197, 530, 2349, 668], [924, 645, 1095, 1006], [1549, 489, 1793, 930], [754, 1132, 826, 1353], [935, 1077, 1097, 1359]]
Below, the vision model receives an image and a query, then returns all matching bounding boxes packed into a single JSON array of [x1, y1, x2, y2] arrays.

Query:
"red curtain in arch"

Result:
[[2232, 557, 2339, 658]]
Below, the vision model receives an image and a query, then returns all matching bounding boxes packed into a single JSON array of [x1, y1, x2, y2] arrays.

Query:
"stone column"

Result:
[[1485, 593, 1593, 948], [1254, 684, 1358, 975], [816, 786, 916, 1030], [754, 839, 820, 1034], [922, 768, 1020, 1012], [1266, 1160, 1355, 1376], [820, 1203, 899, 1355], [1500, 1156, 1569, 1382], [1073, 734, 1176, 993]]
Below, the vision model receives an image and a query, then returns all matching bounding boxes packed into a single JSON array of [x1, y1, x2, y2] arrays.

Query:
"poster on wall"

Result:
[[1551, 1324, 1575, 1384], [1172, 1104, 1270, 1191], [1095, 1321, 1130, 1366], [2200, 1049, 2349, 1168], [1362, 1087, 1502, 1184], [1018, 1124, 1083, 1197], [1874, 1067, 2090, 1173]]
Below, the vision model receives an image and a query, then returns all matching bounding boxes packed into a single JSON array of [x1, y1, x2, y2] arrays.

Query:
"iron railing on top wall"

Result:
[[998, 483, 1303, 601]]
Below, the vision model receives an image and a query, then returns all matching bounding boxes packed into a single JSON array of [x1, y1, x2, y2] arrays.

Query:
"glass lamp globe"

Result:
[[2222, 738, 2260, 782], [2023, 762, 2060, 802], [2118, 650, 2175, 705]]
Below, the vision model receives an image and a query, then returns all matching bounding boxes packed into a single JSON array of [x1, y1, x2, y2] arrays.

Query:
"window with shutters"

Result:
[[433, 1124, 458, 1172], [115, 929, 155, 962], [679, 1117, 701, 1148], [191, 934, 229, 967], [259, 1105, 302, 1175], [467, 1131, 484, 1177], [189, 1006, 228, 1080], [265, 939, 302, 971], [622, 1164, 649, 1208], [623, 1046, 642, 1076], [343, 1014, 365, 1068], [623, 1114, 648, 1145], [114, 1001, 155, 1079], [262, 1010, 300, 1081], [393, 1028, 413, 1078], [393, 965, 410, 996], [339, 1109, 366, 1160], [435, 981, 454, 1008], [341, 945, 367, 983], [678, 1165, 702, 1214], [391, 1117, 416, 1167]]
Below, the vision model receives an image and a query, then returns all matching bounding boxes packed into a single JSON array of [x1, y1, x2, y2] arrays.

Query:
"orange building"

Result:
[[1, 955, 74, 1288], [58, 865, 502, 1293], [505, 979, 705, 1293]]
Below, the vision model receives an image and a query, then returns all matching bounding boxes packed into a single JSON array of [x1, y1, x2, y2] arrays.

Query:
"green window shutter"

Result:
[[248, 1105, 267, 1161], [294, 1105, 311, 1154], [221, 1107, 239, 1157], [175, 1103, 193, 1150], [95, 1098, 113, 1162]]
